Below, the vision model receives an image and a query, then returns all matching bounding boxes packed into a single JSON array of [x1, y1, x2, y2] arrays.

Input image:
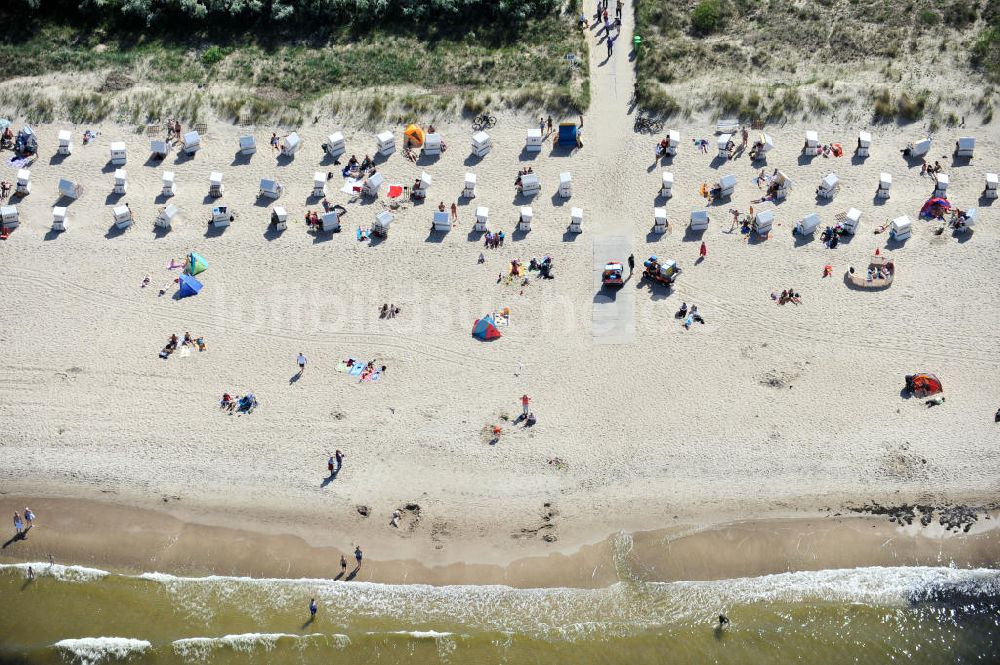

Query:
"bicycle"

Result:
[[633, 116, 663, 133], [472, 113, 497, 131]]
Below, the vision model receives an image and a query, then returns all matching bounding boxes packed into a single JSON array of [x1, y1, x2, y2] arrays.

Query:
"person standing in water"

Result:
[[309, 598, 318, 618], [354, 545, 363, 570]]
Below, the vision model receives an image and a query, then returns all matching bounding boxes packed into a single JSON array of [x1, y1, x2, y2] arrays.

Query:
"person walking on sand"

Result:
[[328, 455, 335, 476], [23, 507, 34, 530], [354, 545, 363, 569], [309, 598, 318, 618], [335, 449, 344, 473], [699, 241, 707, 259], [521, 394, 531, 418], [13, 512, 23, 536], [628, 254, 635, 276], [606, 35, 614, 57], [546, 116, 553, 134], [450, 202, 458, 222], [270, 132, 280, 151], [615, 0, 622, 19], [297, 352, 307, 374], [340, 555, 348, 576], [741, 126, 749, 148]]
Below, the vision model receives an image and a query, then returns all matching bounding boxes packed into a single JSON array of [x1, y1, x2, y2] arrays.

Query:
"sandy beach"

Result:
[[1, 4, 999, 584]]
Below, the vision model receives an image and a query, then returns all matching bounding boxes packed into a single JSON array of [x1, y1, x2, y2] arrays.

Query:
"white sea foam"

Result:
[[0, 562, 109, 582], [388, 630, 455, 638], [660, 566, 1000, 608], [172, 632, 344, 660], [134, 566, 1000, 636], [53, 637, 150, 664]]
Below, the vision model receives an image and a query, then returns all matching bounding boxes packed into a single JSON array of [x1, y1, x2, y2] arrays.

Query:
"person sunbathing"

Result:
[[182, 332, 193, 346], [675, 302, 688, 318], [438, 201, 446, 212], [360, 155, 373, 171], [220, 393, 235, 411]]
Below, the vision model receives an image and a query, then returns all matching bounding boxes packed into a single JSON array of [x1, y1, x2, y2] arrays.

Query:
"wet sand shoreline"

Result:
[[2, 496, 997, 588]]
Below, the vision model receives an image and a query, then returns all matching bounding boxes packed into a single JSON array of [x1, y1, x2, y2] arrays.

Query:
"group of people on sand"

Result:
[[344, 358, 386, 382], [12, 507, 36, 536], [675, 302, 705, 329], [728, 207, 755, 232], [0, 180, 11, 200], [863, 264, 890, 281], [160, 331, 205, 358], [165, 119, 183, 143], [920, 160, 944, 177], [342, 154, 375, 179], [437, 201, 458, 221], [655, 132, 678, 159], [379, 303, 400, 319], [484, 230, 505, 249], [773, 289, 802, 305], [220, 392, 257, 413]]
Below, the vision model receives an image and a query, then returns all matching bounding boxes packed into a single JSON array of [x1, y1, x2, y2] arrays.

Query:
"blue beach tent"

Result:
[[177, 273, 203, 298]]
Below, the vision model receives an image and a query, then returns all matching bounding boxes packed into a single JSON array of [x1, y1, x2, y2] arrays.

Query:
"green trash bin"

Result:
[[633, 35, 642, 48]]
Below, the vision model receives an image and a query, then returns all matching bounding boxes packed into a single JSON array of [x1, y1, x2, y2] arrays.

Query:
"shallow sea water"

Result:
[[1, 561, 997, 664]]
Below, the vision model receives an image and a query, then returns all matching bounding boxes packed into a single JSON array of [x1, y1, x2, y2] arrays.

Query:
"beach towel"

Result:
[[349, 362, 366, 376], [340, 178, 361, 195], [368, 371, 381, 382], [388, 184, 404, 198]]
